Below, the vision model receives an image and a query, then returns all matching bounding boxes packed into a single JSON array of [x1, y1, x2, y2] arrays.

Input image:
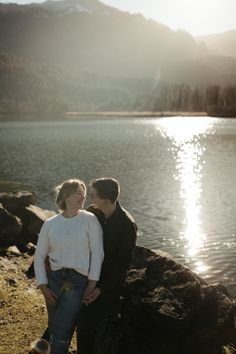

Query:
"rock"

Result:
[[96, 246, 236, 354], [0, 192, 56, 248], [15, 242, 36, 255], [26, 258, 35, 278], [0, 256, 17, 271], [5, 277, 17, 287], [0, 191, 36, 215], [25, 205, 56, 235], [5, 246, 21, 256], [0, 204, 22, 247], [17, 205, 56, 244], [24, 243, 36, 255]]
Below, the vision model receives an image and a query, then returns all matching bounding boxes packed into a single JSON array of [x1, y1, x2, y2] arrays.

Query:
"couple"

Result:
[[34, 177, 137, 354]]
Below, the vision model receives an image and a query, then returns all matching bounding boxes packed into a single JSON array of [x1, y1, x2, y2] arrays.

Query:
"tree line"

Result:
[[143, 82, 236, 116], [0, 53, 236, 116]]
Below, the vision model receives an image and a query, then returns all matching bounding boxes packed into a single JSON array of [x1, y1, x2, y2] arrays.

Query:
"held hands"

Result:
[[84, 287, 101, 304], [82, 280, 101, 305]]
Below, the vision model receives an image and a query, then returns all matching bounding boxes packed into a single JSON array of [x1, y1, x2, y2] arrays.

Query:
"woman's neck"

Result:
[[62, 208, 80, 218]]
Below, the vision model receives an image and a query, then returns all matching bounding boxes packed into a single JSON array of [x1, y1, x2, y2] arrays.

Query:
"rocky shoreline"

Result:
[[1, 191, 236, 353]]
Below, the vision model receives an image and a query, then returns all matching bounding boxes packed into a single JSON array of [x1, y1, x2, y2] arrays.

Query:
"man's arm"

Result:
[[82, 215, 104, 304], [98, 221, 137, 295], [85, 221, 137, 304]]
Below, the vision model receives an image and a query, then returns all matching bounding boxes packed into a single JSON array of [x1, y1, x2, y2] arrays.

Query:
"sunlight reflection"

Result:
[[156, 117, 215, 272], [194, 260, 209, 273], [178, 140, 205, 257]]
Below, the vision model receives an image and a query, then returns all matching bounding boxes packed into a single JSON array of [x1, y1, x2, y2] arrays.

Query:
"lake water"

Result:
[[1, 116, 236, 296]]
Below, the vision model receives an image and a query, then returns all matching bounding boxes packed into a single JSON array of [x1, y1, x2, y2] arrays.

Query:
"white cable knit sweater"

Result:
[[34, 210, 104, 285]]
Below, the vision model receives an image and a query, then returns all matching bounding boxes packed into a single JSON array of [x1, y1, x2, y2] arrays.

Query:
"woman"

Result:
[[34, 179, 104, 354]]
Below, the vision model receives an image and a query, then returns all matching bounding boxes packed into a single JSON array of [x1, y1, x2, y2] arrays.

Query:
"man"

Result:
[[39, 177, 137, 354], [77, 177, 137, 354]]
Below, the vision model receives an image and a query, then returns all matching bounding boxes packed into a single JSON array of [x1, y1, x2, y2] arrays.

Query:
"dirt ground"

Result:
[[0, 252, 77, 354]]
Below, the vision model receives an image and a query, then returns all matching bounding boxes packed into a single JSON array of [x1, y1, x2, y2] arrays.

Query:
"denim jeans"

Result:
[[47, 268, 88, 354]]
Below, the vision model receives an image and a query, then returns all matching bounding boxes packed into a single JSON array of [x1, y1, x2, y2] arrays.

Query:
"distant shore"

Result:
[[1, 111, 236, 120], [0, 111, 209, 121], [65, 111, 208, 118]]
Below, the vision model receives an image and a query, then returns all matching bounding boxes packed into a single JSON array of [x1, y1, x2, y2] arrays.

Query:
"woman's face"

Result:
[[65, 186, 86, 211]]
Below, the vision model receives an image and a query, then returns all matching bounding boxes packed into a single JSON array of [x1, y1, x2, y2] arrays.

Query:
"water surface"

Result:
[[1, 117, 236, 295]]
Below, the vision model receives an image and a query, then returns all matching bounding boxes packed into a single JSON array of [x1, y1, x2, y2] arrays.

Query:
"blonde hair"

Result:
[[55, 178, 86, 211]]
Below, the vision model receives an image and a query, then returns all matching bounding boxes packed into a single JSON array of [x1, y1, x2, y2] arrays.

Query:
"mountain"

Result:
[[197, 30, 236, 58], [0, 0, 236, 114], [161, 55, 236, 85], [39, 0, 113, 14], [0, 53, 70, 113], [0, 0, 204, 78], [0, 52, 154, 113]]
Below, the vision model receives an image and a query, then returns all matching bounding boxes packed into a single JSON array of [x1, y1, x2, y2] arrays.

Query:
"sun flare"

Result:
[[101, 0, 235, 36]]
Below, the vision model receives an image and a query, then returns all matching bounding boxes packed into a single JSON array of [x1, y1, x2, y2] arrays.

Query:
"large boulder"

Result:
[[96, 246, 236, 354], [0, 190, 56, 248], [0, 204, 22, 247], [0, 191, 36, 215], [17, 205, 56, 244], [24, 205, 56, 235]]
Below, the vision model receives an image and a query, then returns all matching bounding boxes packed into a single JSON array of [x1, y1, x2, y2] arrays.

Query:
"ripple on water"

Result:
[[1, 118, 236, 296]]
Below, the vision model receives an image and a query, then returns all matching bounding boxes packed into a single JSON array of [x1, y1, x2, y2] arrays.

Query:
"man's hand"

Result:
[[82, 279, 96, 304], [39, 284, 58, 305], [82, 287, 101, 305]]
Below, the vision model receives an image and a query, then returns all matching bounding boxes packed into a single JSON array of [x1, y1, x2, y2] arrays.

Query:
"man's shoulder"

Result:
[[118, 203, 134, 222], [118, 204, 137, 229], [86, 205, 104, 220]]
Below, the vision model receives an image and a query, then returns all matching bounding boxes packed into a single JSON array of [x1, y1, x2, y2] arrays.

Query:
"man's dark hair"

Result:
[[90, 178, 120, 203]]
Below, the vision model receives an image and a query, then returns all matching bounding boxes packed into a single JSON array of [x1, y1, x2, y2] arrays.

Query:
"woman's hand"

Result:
[[39, 284, 58, 305]]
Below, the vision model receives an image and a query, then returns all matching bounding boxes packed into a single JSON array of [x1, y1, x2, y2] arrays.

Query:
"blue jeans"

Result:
[[47, 268, 88, 354]]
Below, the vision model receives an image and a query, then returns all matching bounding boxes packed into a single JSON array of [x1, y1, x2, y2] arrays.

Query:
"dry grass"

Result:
[[0, 254, 77, 354]]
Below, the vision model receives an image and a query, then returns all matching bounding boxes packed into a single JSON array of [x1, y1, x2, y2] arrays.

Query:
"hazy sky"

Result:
[[1, 0, 236, 36]]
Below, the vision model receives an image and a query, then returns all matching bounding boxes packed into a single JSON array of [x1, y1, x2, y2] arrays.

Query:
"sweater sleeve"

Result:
[[34, 220, 50, 286], [87, 215, 104, 281], [97, 221, 137, 294]]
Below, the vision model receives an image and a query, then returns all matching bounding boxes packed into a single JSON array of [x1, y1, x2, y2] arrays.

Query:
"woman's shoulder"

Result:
[[44, 213, 61, 224], [80, 210, 102, 228], [80, 209, 97, 219]]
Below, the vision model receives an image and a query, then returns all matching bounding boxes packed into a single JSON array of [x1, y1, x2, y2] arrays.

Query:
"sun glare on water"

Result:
[[156, 117, 217, 273]]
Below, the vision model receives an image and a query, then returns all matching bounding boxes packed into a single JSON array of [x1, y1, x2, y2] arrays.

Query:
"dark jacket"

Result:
[[87, 202, 137, 297], [77, 202, 137, 331]]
